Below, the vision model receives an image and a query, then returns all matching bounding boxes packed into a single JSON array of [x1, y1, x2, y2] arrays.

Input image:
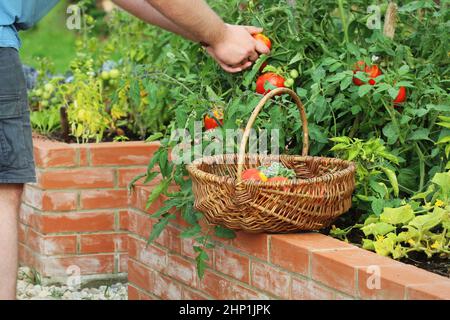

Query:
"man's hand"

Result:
[[206, 24, 271, 73]]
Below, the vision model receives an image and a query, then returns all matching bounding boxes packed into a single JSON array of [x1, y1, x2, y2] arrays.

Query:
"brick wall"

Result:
[[127, 185, 450, 300], [19, 138, 450, 299], [19, 138, 159, 284]]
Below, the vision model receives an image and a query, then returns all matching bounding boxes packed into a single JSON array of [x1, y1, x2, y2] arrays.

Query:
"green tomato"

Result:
[[289, 69, 299, 79], [50, 97, 59, 104], [34, 89, 43, 97], [284, 78, 295, 87], [101, 71, 110, 80], [41, 100, 49, 107], [109, 69, 120, 79], [44, 83, 55, 93]]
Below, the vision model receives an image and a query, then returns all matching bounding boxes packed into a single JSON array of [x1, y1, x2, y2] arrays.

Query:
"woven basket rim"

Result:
[[187, 153, 356, 187]]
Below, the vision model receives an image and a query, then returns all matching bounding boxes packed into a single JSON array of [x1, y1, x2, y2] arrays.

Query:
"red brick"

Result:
[[19, 244, 42, 272], [270, 236, 312, 276], [358, 264, 448, 300], [19, 203, 35, 226], [80, 189, 128, 209], [182, 287, 210, 300], [38, 168, 115, 189], [130, 186, 164, 214], [312, 248, 399, 296], [199, 270, 269, 300], [33, 140, 77, 168], [232, 232, 269, 260], [407, 282, 450, 300], [41, 254, 115, 276], [152, 273, 183, 300], [128, 236, 167, 272], [89, 142, 159, 166], [18, 223, 27, 244], [167, 255, 197, 287], [78, 146, 90, 166], [128, 258, 154, 292], [80, 233, 128, 254], [117, 167, 150, 188], [291, 277, 335, 300], [128, 284, 140, 300], [214, 246, 249, 283], [119, 254, 128, 273], [27, 229, 77, 255], [22, 186, 43, 209], [155, 226, 181, 254], [119, 210, 129, 231], [42, 191, 78, 211], [128, 210, 154, 239], [37, 211, 115, 233], [251, 261, 290, 298]]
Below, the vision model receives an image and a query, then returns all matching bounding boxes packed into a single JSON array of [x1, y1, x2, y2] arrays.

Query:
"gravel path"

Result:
[[17, 267, 127, 300]]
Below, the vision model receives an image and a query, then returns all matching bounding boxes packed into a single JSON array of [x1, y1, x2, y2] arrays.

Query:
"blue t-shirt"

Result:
[[0, 0, 60, 50]]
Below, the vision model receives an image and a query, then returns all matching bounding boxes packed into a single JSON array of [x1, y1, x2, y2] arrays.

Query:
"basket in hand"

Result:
[[187, 88, 356, 233]]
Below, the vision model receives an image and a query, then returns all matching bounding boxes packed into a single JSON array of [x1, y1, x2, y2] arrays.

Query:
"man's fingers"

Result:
[[206, 47, 242, 73], [244, 26, 263, 35], [255, 39, 270, 54]]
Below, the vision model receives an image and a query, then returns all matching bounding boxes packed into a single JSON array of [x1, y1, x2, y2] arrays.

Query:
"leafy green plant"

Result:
[[331, 170, 449, 259], [135, 0, 449, 277]]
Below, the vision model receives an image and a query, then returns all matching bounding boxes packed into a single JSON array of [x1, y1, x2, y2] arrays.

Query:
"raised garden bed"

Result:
[[19, 137, 158, 284]]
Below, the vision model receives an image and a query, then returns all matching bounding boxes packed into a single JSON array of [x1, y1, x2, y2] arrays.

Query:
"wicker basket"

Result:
[[187, 88, 356, 233]]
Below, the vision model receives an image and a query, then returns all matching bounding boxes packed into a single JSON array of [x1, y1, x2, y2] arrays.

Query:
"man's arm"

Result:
[[112, 0, 270, 72], [146, 0, 269, 69]]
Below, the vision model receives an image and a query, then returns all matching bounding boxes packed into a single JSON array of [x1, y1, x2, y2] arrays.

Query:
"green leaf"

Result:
[[408, 211, 443, 231], [432, 172, 450, 198], [358, 84, 372, 97], [180, 225, 202, 238], [195, 247, 209, 279], [361, 222, 396, 236], [146, 132, 163, 142], [371, 198, 386, 216], [146, 179, 170, 209], [380, 205, 415, 225], [147, 214, 174, 244], [214, 225, 236, 239], [380, 167, 399, 197], [408, 128, 430, 141]]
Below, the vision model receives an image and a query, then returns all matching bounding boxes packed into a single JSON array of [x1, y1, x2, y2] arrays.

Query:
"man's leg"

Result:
[[0, 184, 24, 300]]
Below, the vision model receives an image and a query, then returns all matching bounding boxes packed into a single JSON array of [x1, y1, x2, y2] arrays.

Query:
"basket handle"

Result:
[[236, 87, 309, 183]]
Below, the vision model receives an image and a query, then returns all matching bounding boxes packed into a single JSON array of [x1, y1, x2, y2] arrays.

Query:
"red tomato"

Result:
[[394, 86, 407, 104], [352, 61, 366, 86], [352, 61, 382, 86], [203, 108, 224, 130], [367, 65, 382, 85], [241, 168, 267, 181], [253, 33, 271, 50], [256, 73, 286, 95]]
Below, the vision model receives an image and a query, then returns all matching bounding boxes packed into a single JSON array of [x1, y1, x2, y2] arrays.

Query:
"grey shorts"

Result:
[[0, 47, 36, 184]]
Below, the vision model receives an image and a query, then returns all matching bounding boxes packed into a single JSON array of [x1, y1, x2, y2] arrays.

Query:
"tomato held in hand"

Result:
[[256, 73, 286, 95], [394, 86, 407, 104], [203, 108, 224, 130], [253, 33, 271, 50], [242, 168, 268, 182]]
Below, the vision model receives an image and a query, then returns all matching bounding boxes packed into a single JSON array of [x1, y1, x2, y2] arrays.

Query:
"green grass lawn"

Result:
[[19, 0, 77, 73]]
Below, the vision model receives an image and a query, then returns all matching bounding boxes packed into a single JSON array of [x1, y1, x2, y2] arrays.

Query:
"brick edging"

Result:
[[127, 184, 450, 300]]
